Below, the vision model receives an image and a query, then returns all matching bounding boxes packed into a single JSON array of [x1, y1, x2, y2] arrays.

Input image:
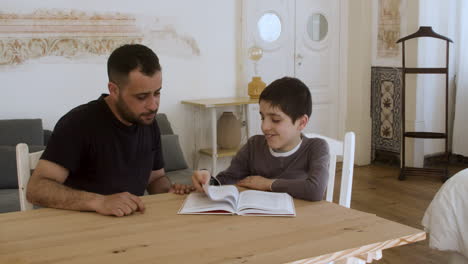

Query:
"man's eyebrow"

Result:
[[134, 87, 162, 96]]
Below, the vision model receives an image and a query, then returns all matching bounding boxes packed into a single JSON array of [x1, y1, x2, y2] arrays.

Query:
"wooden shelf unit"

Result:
[[396, 27, 453, 181], [181, 97, 258, 174], [198, 147, 240, 158]]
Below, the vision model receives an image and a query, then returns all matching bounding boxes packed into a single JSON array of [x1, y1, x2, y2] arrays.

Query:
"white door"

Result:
[[295, 0, 340, 139], [243, 0, 344, 139]]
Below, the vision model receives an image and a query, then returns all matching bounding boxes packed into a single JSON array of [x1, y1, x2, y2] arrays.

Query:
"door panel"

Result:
[[242, 0, 294, 86], [295, 0, 340, 139], [243, 0, 341, 139]]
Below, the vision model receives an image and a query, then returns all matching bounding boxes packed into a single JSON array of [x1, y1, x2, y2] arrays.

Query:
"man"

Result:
[[27, 44, 192, 217]]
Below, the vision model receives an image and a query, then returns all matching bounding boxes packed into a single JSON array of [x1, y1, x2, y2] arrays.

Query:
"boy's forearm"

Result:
[[27, 177, 103, 211], [271, 177, 326, 201]]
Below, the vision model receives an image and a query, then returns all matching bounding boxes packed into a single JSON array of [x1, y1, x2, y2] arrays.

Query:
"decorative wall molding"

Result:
[[0, 9, 201, 65], [0, 9, 134, 21], [147, 25, 201, 57], [0, 9, 142, 65], [0, 37, 142, 65]]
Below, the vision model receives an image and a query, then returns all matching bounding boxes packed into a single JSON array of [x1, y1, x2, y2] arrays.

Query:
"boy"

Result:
[[192, 77, 329, 201]]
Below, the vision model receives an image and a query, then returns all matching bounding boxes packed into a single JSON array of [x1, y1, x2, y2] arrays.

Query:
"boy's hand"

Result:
[[237, 176, 274, 191], [192, 170, 211, 192], [170, 183, 195, 195]]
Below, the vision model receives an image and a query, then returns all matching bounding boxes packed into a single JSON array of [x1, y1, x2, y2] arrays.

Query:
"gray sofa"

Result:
[[0, 119, 51, 213], [0, 114, 191, 214], [156, 113, 193, 185]]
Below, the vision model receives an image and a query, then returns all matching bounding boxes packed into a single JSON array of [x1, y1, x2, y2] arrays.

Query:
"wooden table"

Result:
[[181, 97, 258, 174], [0, 193, 425, 264]]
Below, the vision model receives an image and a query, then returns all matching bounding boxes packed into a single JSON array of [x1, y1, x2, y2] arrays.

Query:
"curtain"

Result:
[[452, 0, 468, 156]]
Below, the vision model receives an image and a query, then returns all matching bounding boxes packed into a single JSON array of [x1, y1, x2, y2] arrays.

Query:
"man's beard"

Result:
[[115, 96, 156, 125]]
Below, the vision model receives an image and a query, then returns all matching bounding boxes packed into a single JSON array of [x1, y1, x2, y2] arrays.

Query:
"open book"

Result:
[[178, 184, 296, 216]]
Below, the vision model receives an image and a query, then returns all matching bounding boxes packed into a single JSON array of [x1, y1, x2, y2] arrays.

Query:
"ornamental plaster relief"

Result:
[[0, 9, 200, 66]]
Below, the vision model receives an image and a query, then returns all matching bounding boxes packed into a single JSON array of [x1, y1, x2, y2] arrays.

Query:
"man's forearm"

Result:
[[27, 177, 103, 212], [147, 175, 171, 194]]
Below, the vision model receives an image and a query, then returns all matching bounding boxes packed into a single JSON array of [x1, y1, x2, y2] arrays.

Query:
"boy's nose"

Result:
[[261, 121, 271, 131]]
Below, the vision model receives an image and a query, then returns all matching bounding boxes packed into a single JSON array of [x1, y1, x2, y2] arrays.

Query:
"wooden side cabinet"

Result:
[[181, 97, 258, 174]]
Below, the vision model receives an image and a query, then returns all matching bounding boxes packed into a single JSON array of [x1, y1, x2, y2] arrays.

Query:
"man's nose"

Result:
[[147, 96, 159, 111]]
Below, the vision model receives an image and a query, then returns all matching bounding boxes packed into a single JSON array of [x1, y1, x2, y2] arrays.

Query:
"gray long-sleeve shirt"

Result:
[[216, 135, 330, 201]]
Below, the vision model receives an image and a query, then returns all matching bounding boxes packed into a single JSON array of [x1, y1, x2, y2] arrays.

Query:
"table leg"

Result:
[[193, 106, 201, 170], [244, 104, 250, 139], [333, 250, 383, 264], [210, 108, 217, 175]]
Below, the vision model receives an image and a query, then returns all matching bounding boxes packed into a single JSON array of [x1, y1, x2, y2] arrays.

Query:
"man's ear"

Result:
[[297, 115, 309, 130], [108, 82, 119, 98]]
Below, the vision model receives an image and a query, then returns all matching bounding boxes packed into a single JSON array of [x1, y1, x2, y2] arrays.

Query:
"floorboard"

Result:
[[333, 164, 466, 264]]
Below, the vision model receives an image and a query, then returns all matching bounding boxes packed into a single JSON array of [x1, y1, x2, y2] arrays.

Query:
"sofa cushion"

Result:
[[161, 134, 188, 172], [166, 168, 193, 185], [0, 119, 44, 146], [0, 145, 45, 189], [0, 189, 20, 213], [156, 114, 174, 135]]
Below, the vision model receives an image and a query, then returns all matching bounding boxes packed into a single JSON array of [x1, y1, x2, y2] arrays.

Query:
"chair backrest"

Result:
[[304, 132, 355, 208], [16, 143, 43, 211]]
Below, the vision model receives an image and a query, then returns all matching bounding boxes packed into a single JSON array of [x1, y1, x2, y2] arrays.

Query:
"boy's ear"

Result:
[[297, 115, 309, 130]]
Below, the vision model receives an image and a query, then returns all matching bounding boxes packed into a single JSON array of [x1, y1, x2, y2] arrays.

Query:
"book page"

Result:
[[204, 185, 239, 209], [178, 193, 235, 214], [237, 190, 295, 216]]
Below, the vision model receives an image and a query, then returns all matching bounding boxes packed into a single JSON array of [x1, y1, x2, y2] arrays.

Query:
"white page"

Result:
[[178, 193, 235, 214], [204, 185, 239, 209], [237, 190, 295, 215]]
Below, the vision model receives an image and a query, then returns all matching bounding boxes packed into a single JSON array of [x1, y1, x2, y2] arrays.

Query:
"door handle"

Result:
[[296, 54, 303, 66]]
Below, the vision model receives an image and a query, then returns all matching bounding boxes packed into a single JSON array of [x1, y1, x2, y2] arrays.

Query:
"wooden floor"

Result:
[[335, 164, 467, 264]]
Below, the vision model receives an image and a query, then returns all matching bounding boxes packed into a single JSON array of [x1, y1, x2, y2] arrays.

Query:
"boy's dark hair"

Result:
[[259, 77, 312, 122], [107, 44, 161, 87]]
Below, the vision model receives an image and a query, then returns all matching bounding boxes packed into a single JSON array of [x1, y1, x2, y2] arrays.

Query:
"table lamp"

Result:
[[247, 46, 266, 99]]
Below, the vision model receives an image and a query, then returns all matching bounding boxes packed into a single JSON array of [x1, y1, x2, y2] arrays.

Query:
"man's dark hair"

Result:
[[107, 44, 161, 86], [259, 77, 312, 123]]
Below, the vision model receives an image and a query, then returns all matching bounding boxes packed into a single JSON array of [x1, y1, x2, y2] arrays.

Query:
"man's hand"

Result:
[[92, 192, 145, 217], [170, 183, 195, 195], [191, 170, 211, 192], [237, 176, 274, 191]]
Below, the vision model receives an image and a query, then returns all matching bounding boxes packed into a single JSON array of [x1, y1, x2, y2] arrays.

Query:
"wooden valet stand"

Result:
[[396, 26, 453, 181]]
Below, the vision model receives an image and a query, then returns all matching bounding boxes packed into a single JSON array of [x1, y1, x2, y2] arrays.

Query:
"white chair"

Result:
[[16, 143, 43, 211], [305, 132, 355, 208], [305, 133, 381, 264]]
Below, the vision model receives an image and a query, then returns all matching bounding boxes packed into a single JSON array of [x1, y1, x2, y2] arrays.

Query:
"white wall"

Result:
[[357, 0, 458, 166], [418, 0, 458, 156], [346, 0, 372, 165], [0, 0, 240, 169], [6, 0, 454, 170]]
